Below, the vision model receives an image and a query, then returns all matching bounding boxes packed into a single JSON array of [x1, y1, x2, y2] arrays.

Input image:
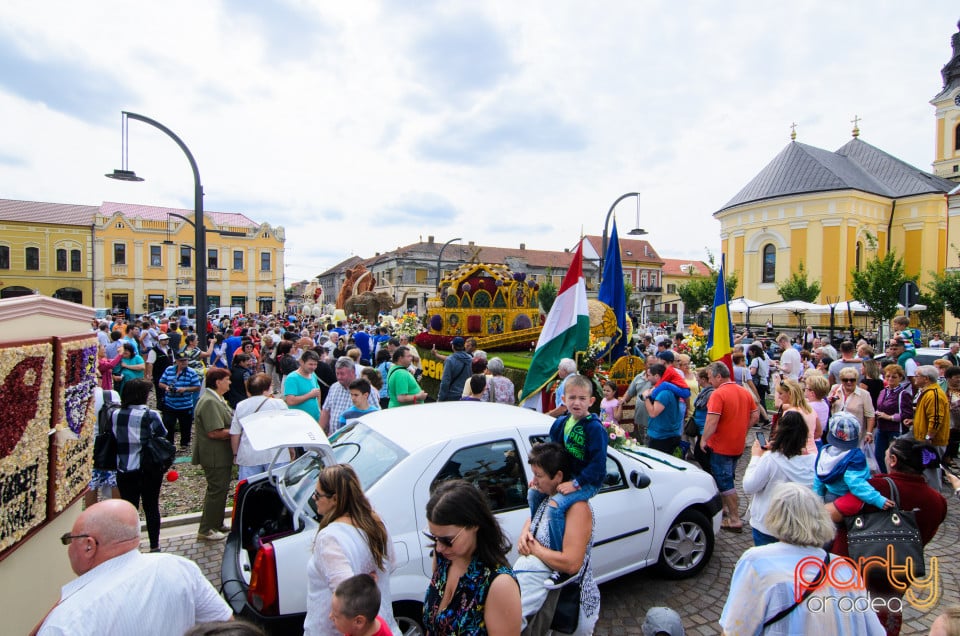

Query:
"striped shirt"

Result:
[[158, 366, 202, 411], [112, 405, 167, 472]]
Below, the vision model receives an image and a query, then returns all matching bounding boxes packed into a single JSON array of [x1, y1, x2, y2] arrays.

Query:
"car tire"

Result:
[[655, 508, 714, 579], [393, 601, 426, 636]]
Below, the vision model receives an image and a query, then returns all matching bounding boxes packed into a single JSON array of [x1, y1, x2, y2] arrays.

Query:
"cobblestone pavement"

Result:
[[150, 426, 958, 635]]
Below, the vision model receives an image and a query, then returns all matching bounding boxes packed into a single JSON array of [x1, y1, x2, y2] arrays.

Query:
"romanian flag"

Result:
[[597, 220, 627, 361], [707, 255, 734, 375], [519, 239, 590, 403]]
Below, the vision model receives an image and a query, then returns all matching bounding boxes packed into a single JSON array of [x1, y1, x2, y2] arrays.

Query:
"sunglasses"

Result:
[[841, 378, 857, 383], [60, 533, 96, 546], [422, 527, 465, 548], [312, 490, 334, 501]]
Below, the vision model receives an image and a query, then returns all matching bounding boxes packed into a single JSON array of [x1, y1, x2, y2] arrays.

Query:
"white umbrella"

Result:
[[728, 297, 763, 313], [763, 300, 832, 314], [830, 300, 870, 313], [898, 303, 927, 311]]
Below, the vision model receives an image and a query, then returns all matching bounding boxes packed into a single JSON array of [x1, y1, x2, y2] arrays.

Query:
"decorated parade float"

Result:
[[414, 262, 544, 351]]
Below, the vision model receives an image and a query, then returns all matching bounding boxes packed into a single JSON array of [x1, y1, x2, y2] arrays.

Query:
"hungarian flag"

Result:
[[519, 239, 590, 403], [707, 255, 734, 375]]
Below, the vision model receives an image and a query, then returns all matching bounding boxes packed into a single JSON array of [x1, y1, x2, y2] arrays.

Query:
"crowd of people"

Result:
[[72, 310, 960, 634]]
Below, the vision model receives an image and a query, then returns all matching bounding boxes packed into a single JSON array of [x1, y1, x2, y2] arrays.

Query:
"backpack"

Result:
[[93, 391, 121, 471]]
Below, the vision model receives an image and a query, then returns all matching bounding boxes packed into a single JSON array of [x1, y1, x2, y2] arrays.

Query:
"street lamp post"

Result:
[[599, 192, 647, 277], [435, 237, 463, 288], [106, 111, 208, 350]]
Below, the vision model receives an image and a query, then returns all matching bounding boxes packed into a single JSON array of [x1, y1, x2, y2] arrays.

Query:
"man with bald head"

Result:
[[37, 499, 232, 635]]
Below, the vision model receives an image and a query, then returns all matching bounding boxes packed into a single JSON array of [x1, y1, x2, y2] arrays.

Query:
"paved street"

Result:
[[148, 426, 958, 635]]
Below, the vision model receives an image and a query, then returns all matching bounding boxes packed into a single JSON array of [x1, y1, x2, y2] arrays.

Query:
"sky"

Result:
[[0, 1, 958, 284]]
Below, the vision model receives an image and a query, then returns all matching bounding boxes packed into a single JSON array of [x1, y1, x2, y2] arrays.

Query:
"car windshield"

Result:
[[278, 422, 408, 518]]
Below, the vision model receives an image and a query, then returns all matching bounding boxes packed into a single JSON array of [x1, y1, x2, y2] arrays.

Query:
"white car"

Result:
[[221, 403, 722, 635]]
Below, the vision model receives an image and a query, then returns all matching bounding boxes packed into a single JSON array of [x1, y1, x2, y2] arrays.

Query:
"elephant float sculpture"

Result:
[[344, 290, 410, 323]]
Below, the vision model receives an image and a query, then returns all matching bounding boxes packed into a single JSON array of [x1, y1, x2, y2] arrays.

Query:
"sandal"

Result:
[[721, 519, 744, 533]]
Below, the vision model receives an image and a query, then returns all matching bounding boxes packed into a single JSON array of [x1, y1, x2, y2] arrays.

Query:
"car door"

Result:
[[413, 434, 531, 577], [587, 453, 656, 580]]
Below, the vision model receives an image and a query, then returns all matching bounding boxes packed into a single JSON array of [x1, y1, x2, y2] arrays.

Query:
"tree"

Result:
[[915, 290, 944, 335], [676, 251, 738, 313], [849, 251, 907, 325], [929, 268, 960, 325], [776, 261, 821, 302], [538, 268, 557, 314], [623, 279, 638, 310]]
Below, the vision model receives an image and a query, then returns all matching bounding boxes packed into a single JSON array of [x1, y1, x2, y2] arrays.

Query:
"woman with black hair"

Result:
[[742, 411, 816, 546], [827, 438, 948, 635], [423, 480, 521, 635], [112, 378, 167, 551]]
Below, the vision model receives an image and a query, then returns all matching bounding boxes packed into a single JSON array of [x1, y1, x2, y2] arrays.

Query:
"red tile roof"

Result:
[[0, 199, 99, 226], [99, 201, 258, 228], [661, 258, 713, 277], [365, 240, 584, 270], [583, 235, 663, 264]]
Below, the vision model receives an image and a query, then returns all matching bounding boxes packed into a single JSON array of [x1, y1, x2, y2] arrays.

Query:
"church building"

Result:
[[716, 21, 960, 324]]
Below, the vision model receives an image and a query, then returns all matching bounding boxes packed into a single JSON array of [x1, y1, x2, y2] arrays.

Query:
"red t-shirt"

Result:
[[705, 381, 756, 456], [343, 616, 393, 636]]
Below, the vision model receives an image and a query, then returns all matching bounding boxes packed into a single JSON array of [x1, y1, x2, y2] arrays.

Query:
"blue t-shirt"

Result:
[[337, 404, 378, 428], [283, 371, 321, 421], [648, 390, 681, 440]]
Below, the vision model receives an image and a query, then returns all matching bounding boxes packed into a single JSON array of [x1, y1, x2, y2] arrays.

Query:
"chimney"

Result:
[[468, 241, 475, 247], [519, 243, 525, 250], [428, 236, 435, 244]]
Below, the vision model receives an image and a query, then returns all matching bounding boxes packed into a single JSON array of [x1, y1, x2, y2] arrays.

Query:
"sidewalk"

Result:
[[138, 511, 228, 586]]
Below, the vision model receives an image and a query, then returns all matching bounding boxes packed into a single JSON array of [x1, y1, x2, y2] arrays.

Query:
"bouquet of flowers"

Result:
[[675, 323, 710, 368], [395, 312, 422, 339], [602, 420, 640, 452]]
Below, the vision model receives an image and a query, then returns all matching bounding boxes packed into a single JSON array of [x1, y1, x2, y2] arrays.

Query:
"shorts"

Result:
[[88, 469, 118, 489], [709, 452, 739, 493]]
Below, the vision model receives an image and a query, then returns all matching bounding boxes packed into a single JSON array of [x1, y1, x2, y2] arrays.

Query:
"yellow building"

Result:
[[94, 201, 285, 314], [715, 132, 954, 315], [0, 200, 97, 304], [932, 21, 960, 184]]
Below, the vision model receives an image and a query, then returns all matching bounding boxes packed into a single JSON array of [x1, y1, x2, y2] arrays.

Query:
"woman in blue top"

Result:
[[423, 480, 521, 635], [116, 342, 145, 393]]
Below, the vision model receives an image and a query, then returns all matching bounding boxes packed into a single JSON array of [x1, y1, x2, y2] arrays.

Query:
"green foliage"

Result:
[[849, 251, 907, 324], [915, 290, 944, 334], [676, 269, 738, 313], [623, 279, 638, 310], [539, 268, 558, 314], [776, 261, 821, 302], [929, 268, 960, 324]]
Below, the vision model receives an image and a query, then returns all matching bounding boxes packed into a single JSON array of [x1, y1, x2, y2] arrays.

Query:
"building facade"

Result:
[[93, 202, 285, 315], [932, 21, 960, 184], [583, 235, 664, 320], [0, 200, 97, 304], [659, 258, 713, 321]]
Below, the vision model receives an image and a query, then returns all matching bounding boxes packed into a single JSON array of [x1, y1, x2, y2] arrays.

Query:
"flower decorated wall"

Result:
[[0, 334, 98, 558]]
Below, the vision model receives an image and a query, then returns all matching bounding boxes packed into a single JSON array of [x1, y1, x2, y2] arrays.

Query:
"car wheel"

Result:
[[656, 508, 714, 579], [393, 601, 426, 636]]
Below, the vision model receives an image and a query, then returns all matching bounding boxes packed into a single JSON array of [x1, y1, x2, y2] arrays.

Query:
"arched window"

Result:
[[761, 244, 776, 283], [955, 123, 960, 152], [855, 242, 863, 271]]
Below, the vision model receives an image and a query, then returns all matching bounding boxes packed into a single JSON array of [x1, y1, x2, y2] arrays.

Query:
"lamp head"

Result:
[[105, 169, 144, 182], [627, 228, 647, 236]]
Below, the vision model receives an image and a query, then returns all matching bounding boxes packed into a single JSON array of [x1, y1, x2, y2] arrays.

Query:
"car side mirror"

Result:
[[630, 470, 651, 489]]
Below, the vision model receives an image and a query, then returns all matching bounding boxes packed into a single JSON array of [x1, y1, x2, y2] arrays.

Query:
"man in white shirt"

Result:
[[37, 500, 232, 635], [776, 333, 802, 381]]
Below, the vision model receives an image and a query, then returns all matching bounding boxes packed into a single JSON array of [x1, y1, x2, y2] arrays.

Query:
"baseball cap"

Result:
[[451, 337, 465, 349], [158, 333, 169, 340], [175, 352, 190, 361], [656, 350, 675, 363], [641, 607, 685, 636], [827, 411, 861, 451]]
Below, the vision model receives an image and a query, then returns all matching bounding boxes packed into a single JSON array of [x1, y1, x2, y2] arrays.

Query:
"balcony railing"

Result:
[[111, 264, 127, 277]]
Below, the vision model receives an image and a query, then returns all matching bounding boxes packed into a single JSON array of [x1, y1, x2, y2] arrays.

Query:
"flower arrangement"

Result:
[[602, 420, 640, 452], [395, 312, 422, 339], [52, 336, 99, 512], [675, 323, 710, 368], [0, 341, 54, 554]]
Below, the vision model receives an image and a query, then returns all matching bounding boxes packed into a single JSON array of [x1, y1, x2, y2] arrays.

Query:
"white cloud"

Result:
[[0, 0, 956, 283]]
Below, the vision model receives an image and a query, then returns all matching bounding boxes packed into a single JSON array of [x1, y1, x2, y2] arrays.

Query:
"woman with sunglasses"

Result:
[[828, 367, 876, 446], [423, 480, 521, 635], [304, 464, 399, 636], [773, 379, 820, 455]]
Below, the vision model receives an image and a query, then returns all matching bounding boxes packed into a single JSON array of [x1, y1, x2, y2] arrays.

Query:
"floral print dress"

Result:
[[423, 554, 516, 635]]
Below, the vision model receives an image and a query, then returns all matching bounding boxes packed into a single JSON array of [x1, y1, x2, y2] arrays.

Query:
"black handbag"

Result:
[[93, 430, 117, 471], [845, 477, 925, 580], [550, 574, 583, 633], [142, 434, 177, 472]]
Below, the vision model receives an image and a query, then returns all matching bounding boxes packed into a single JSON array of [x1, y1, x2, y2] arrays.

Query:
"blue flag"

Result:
[[598, 220, 627, 360]]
